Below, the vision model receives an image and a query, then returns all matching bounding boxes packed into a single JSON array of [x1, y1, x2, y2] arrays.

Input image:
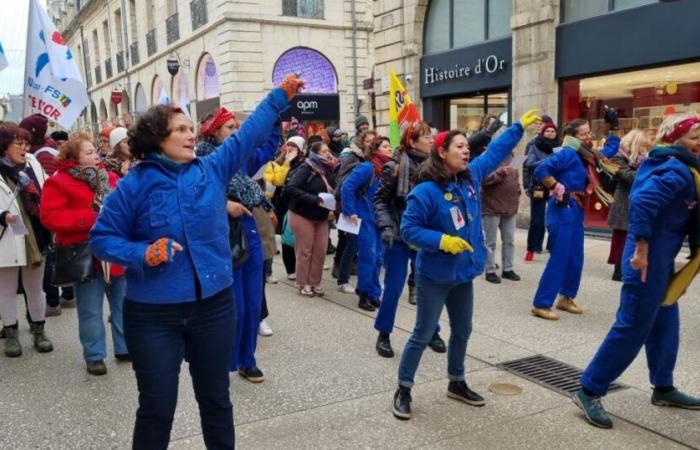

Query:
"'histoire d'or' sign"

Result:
[[424, 55, 507, 86]]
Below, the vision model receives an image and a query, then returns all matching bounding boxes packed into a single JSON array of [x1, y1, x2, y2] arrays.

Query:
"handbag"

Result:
[[51, 242, 97, 287], [229, 217, 249, 269], [281, 212, 295, 247]]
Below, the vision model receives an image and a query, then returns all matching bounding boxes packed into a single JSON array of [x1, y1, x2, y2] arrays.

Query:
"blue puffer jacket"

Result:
[[400, 123, 524, 283], [89, 88, 289, 304], [341, 161, 379, 224]]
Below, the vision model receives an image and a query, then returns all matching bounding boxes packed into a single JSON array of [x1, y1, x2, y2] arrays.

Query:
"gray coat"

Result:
[[607, 153, 638, 231], [523, 139, 553, 190]]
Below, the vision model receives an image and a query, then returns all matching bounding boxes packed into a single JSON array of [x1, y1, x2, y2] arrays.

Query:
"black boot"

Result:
[[612, 264, 622, 282], [429, 332, 447, 353], [358, 293, 375, 312], [393, 386, 412, 420], [376, 332, 394, 358]]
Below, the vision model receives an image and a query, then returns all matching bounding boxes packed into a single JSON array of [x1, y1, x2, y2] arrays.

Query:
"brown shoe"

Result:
[[531, 307, 560, 321], [556, 296, 583, 314]]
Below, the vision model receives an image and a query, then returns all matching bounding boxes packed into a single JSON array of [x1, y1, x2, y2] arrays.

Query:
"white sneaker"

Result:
[[258, 319, 273, 336], [266, 275, 279, 284], [337, 283, 355, 294], [287, 273, 297, 280]]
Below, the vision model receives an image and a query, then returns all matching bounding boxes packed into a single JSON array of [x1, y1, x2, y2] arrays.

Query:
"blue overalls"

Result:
[[581, 151, 696, 395], [397, 123, 524, 387], [341, 162, 383, 299]]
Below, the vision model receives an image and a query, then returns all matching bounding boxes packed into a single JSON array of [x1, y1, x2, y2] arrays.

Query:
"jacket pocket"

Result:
[[419, 251, 457, 283], [149, 193, 169, 228]]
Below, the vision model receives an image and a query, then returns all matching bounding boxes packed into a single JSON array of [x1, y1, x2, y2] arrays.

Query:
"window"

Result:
[[128, 0, 138, 42], [424, 0, 512, 55], [283, 0, 323, 19], [102, 20, 111, 57], [449, 92, 508, 132], [563, 0, 656, 22], [114, 9, 123, 52]]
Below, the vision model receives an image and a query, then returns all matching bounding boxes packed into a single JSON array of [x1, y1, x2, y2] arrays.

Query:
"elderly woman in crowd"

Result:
[[41, 133, 127, 376], [89, 76, 301, 450], [0, 123, 53, 358]]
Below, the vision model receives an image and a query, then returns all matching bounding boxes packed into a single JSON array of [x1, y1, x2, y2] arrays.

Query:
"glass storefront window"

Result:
[[449, 91, 509, 134], [488, 0, 513, 39], [614, 0, 656, 11], [424, 0, 450, 54], [453, 0, 485, 48], [563, 0, 656, 22]]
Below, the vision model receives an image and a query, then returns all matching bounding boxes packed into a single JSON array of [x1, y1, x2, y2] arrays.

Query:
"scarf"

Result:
[[305, 153, 335, 194], [397, 148, 428, 199], [144, 152, 186, 173], [370, 153, 393, 176], [227, 171, 270, 209], [195, 138, 218, 158], [534, 135, 560, 155], [563, 135, 619, 207], [65, 165, 113, 211]]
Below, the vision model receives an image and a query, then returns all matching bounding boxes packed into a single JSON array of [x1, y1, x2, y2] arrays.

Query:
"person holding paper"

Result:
[[285, 141, 337, 297], [0, 123, 54, 358], [393, 110, 538, 420], [341, 136, 392, 312]]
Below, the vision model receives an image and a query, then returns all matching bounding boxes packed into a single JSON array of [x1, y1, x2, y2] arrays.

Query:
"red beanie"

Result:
[[434, 131, 449, 150], [200, 108, 236, 137], [540, 122, 558, 135], [19, 113, 48, 144]]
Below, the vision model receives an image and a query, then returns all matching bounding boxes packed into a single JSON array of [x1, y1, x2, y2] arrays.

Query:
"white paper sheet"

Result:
[[337, 214, 362, 235], [9, 217, 28, 236], [318, 192, 336, 210]]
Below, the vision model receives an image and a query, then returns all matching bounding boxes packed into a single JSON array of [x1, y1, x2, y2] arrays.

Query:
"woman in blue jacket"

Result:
[[574, 113, 700, 429], [392, 110, 540, 420], [89, 76, 302, 450], [341, 136, 392, 311], [530, 119, 620, 320]]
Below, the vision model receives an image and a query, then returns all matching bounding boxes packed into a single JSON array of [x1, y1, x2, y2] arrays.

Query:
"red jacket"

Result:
[[40, 161, 125, 277]]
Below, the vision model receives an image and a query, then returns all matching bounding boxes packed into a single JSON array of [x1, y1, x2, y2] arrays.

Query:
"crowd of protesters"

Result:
[[2, 73, 700, 447]]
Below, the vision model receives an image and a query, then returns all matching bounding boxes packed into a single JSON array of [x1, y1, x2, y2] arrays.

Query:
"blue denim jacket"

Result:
[[401, 123, 524, 283], [89, 88, 288, 303]]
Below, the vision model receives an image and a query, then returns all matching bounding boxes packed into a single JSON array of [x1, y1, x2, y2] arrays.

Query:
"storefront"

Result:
[[420, 0, 512, 135], [556, 0, 700, 229]]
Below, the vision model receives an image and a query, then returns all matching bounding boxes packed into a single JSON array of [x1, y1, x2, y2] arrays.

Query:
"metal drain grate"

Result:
[[498, 355, 626, 396]]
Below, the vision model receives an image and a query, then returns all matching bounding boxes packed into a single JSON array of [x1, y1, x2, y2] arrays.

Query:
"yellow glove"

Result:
[[519, 109, 542, 129], [439, 235, 474, 255]]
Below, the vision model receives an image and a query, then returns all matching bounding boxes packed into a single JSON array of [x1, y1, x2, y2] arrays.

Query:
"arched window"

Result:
[[424, 0, 512, 55], [134, 83, 148, 113], [196, 53, 220, 101], [152, 75, 169, 105], [171, 71, 191, 113], [99, 99, 108, 122], [272, 47, 337, 93]]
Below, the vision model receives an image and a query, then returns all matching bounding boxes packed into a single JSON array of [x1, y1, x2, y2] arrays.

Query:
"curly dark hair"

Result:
[[127, 104, 184, 159], [0, 124, 31, 157], [416, 129, 471, 186]]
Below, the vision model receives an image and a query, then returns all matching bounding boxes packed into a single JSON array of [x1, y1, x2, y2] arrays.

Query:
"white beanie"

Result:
[[286, 136, 306, 153], [109, 127, 129, 150]]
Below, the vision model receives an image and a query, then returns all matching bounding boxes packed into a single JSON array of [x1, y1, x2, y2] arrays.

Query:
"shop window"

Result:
[[449, 92, 509, 134], [563, 0, 656, 22], [424, 0, 512, 55], [283, 0, 323, 19]]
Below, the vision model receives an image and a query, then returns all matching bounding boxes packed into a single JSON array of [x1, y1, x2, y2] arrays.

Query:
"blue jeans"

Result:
[[124, 287, 236, 450], [231, 215, 264, 370], [398, 276, 474, 388], [355, 222, 383, 299], [337, 232, 357, 285], [527, 196, 547, 252], [74, 275, 127, 361]]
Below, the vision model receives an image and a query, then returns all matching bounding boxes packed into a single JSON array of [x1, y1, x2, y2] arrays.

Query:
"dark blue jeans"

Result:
[[527, 196, 547, 252], [337, 232, 357, 285], [124, 287, 236, 450]]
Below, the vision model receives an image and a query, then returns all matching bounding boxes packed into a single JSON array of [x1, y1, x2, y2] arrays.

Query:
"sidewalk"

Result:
[[0, 230, 698, 449]]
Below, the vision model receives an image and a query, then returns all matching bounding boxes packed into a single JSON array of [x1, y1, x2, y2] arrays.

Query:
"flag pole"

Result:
[[21, 0, 33, 119]]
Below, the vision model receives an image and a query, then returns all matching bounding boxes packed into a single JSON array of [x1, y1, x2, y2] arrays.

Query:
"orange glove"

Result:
[[145, 238, 182, 267], [279, 74, 305, 101]]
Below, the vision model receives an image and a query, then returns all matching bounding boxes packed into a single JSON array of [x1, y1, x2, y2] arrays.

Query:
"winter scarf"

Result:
[[65, 165, 113, 211], [194, 138, 218, 158], [305, 152, 335, 194], [533, 135, 560, 155], [143, 152, 186, 173], [397, 148, 428, 199], [227, 171, 270, 209], [563, 135, 619, 206], [370, 153, 393, 176]]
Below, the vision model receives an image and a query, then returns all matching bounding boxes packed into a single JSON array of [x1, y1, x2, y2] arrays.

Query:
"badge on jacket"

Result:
[[450, 206, 465, 230]]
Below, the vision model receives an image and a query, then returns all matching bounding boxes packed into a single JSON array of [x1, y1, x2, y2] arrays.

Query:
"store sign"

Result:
[[110, 90, 122, 105], [167, 57, 180, 76], [424, 55, 507, 86], [420, 38, 512, 99], [280, 94, 340, 121]]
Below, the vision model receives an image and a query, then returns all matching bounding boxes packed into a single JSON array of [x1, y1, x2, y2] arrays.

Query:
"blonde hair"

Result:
[[655, 112, 700, 146], [620, 129, 651, 163]]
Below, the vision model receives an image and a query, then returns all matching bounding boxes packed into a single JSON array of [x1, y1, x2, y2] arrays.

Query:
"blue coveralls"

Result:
[[341, 162, 383, 299], [531, 136, 620, 308], [397, 123, 524, 387], [581, 150, 696, 395]]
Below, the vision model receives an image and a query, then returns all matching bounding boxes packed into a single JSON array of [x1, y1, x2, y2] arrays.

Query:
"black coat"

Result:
[[285, 162, 336, 222], [373, 152, 423, 239], [607, 153, 637, 231]]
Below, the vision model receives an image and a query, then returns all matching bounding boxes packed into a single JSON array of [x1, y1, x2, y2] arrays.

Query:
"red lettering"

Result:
[[50, 109, 60, 120]]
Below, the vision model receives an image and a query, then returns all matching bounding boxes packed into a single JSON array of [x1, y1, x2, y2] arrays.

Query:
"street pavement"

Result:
[[1, 229, 699, 449]]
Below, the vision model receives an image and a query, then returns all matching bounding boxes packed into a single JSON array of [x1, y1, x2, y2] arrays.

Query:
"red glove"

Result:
[[145, 238, 182, 267], [279, 74, 305, 101]]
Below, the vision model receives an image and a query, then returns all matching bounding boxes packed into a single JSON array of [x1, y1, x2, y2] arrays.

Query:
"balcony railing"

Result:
[[94, 66, 102, 84], [130, 41, 140, 66], [166, 13, 179, 45], [146, 28, 157, 57], [104, 58, 113, 79], [116, 51, 125, 73], [190, 0, 208, 30]]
